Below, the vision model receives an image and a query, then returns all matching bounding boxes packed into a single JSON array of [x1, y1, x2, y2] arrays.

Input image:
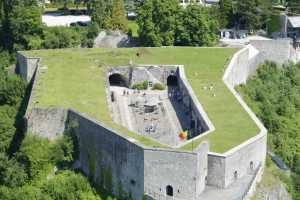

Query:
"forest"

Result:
[[238, 62, 300, 200]]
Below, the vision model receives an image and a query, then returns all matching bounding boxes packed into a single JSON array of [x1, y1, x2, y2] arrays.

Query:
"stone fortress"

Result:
[[17, 39, 298, 200], [107, 65, 210, 147]]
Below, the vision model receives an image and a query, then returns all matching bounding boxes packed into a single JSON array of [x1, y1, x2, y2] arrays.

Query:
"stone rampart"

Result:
[[17, 53, 40, 82], [68, 110, 145, 200], [18, 42, 295, 199], [144, 142, 209, 200], [205, 40, 296, 194], [27, 108, 68, 140], [250, 39, 297, 64]]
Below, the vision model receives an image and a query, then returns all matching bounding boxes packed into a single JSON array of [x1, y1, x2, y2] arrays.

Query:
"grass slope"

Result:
[[23, 47, 259, 153]]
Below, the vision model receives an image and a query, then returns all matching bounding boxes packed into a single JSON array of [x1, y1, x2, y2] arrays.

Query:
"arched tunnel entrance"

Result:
[[109, 74, 128, 87], [167, 75, 178, 87]]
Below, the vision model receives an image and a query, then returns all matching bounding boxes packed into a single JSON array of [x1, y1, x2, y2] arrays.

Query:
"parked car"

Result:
[[70, 21, 89, 27]]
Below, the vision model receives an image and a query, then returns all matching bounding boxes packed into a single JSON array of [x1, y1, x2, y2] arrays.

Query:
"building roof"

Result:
[[205, 0, 219, 3], [288, 16, 300, 28]]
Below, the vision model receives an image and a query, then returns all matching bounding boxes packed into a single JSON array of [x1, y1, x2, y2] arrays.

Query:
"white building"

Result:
[[179, 0, 219, 7]]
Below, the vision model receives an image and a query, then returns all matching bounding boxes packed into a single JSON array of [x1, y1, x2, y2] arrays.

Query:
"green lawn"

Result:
[[22, 47, 259, 153]]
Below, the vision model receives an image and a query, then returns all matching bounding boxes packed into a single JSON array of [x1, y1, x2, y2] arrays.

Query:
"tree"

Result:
[[136, 0, 160, 46], [42, 171, 101, 200], [137, 0, 179, 46], [0, 0, 43, 51], [137, 0, 219, 46], [105, 0, 128, 32], [0, 153, 27, 187], [218, 0, 272, 31], [235, 0, 261, 30], [0, 106, 17, 153], [89, 0, 110, 28], [287, 0, 300, 14], [219, 0, 234, 28], [238, 61, 300, 200], [175, 5, 219, 46]]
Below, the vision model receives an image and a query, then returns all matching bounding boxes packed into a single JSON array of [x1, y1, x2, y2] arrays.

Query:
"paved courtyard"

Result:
[[109, 86, 191, 146]]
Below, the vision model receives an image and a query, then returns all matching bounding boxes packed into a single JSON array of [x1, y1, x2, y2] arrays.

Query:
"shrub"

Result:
[[132, 80, 148, 90], [42, 27, 85, 49], [152, 83, 165, 90]]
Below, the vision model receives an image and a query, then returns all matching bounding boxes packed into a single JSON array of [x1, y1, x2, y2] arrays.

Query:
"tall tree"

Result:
[[136, 0, 161, 46], [89, 0, 110, 28], [219, 0, 234, 28], [105, 0, 128, 32], [137, 0, 179, 46], [0, 0, 43, 51], [236, 0, 261, 30], [175, 5, 219, 46], [287, 0, 300, 14]]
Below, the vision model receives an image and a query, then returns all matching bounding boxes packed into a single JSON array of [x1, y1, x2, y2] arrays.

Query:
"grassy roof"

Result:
[[23, 47, 260, 153]]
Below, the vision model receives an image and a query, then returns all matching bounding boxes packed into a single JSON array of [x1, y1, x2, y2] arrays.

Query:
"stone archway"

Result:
[[109, 73, 128, 87], [166, 185, 174, 196], [167, 75, 178, 87]]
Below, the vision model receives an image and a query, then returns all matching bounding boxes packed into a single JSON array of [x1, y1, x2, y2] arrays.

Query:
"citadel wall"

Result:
[[27, 108, 68, 139], [17, 53, 40, 82], [68, 110, 145, 200], [205, 40, 282, 190], [144, 142, 209, 200], [16, 40, 296, 199]]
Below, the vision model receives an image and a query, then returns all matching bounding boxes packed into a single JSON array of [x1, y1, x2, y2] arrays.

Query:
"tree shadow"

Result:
[[7, 78, 33, 156]]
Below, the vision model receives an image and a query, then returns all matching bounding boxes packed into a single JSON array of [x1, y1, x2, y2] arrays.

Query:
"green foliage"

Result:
[[0, 63, 26, 153], [89, 0, 127, 32], [0, 74, 26, 106], [16, 135, 55, 179], [137, 0, 219, 46], [175, 5, 219, 46], [42, 171, 101, 200], [16, 132, 79, 179], [287, 0, 300, 14], [267, 14, 281, 35], [105, 0, 128, 32], [0, 51, 11, 70], [0, 185, 51, 200], [0, 0, 43, 51], [239, 61, 300, 199], [218, 0, 272, 31], [137, 0, 179, 46], [0, 153, 27, 187], [42, 27, 85, 49], [152, 83, 165, 90], [136, 0, 159, 46], [219, 0, 234, 28], [0, 106, 17, 153], [89, 0, 112, 29], [132, 80, 148, 90]]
